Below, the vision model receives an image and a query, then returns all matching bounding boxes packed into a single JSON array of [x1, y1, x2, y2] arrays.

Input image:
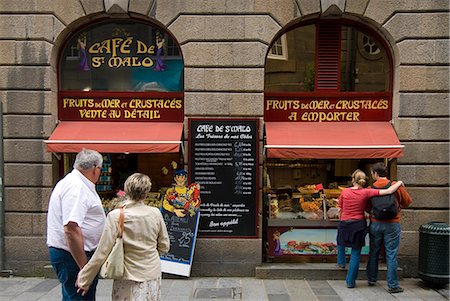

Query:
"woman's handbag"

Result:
[[99, 206, 125, 279]]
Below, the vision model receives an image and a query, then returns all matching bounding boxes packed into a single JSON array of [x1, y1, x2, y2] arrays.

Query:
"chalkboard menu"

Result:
[[189, 119, 258, 237], [160, 211, 200, 277]]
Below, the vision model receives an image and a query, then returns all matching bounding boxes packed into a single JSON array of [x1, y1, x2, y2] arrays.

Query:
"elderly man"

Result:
[[47, 149, 106, 300]]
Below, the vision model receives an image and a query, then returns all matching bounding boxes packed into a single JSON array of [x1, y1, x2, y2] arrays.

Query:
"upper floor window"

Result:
[[268, 35, 288, 60], [59, 20, 183, 92]]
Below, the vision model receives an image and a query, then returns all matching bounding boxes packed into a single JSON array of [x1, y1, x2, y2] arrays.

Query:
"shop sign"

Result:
[[58, 92, 183, 122], [189, 119, 259, 238], [264, 94, 392, 122]]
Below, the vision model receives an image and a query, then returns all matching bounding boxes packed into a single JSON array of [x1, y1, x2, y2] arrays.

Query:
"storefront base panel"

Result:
[[190, 238, 262, 277]]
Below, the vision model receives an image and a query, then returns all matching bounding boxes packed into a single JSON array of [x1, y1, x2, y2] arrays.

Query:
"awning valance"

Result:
[[265, 122, 404, 159], [45, 121, 183, 153]]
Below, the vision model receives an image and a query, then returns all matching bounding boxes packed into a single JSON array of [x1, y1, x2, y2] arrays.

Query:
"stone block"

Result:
[[399, 230, 419, 256], [399, 93, 449, 117], [398, 256, 418, 277], [191, 261, 256, 277], [0, 40, 52, 65], [156, 0, 282, 25], [129, 0, 154, 14], [296, 0, 321, 16], [0, 0, 85, 26], [80, 0, 104, 14], [182, 42, 267, 67], [6, 260, 48, 277], [401, 209, 450, 231], [321, 0, 345, 13], [0, 66, 53, 90], [229, 93, 264, 116], [49, 0, 86, 26], [400, 142, 449, 164], [169, 15, 280, 45], [243, 16, 282, 43], [398, 165, 449, 186], [185, 68, 264, 91], [396, 118, 449, 141], [398, 40, 449, 65], [1, 91, 55, 115], [194, 239, 261, 264], [184, 92, 230, 115], [398, 66, 449, 92], [5, 236, 48, 261], [5, 213, 47, 236], [406, 187, 449, 209], [254, 0, 295, 26], [4, 139, 52, 163], [385, 13, 449, 42], [3, 115, 55, 138], [4, 163, 53, 186], [345, 0, 369, 15], [365, 0, 448, 25], [105, 0, 129, 13], [0, 15, 65, 42], [5, 187, 52, 212]]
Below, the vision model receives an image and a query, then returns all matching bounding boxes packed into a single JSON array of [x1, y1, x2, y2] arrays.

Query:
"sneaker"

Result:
[[337, 264, 346, 269], [388, 287, 404, 294], [368, 281, 376, 286]]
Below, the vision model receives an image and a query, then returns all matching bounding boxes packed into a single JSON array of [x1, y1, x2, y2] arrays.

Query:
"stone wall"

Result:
[[0, 0, 448, 276]]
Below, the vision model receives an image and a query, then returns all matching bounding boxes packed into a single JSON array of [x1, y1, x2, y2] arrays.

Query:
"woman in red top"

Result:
[[336, 169, 404, 288]]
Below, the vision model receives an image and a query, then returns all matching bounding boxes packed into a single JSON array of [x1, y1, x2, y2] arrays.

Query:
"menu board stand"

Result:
[[189, 118, 259, 238]]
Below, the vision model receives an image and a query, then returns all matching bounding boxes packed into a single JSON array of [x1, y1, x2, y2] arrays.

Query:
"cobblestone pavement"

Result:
[[0, 277, 448, 301]]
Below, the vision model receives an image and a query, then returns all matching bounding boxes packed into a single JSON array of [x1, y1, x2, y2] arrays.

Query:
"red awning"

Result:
[[265, 122, 404, 159], [45, 121, 183, 153]]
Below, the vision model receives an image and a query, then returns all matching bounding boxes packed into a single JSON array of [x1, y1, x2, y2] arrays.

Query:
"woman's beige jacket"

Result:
[[77, 199, 170, 288]]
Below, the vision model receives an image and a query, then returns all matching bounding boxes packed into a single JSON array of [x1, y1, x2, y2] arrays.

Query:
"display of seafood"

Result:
[[284, 240, 337, 255]]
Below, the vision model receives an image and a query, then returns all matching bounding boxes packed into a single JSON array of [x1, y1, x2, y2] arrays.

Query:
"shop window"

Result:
[[59, 21, 184, 92], [265, 26, 316, 92], [56, 20, 185, 204], [265, 22, 390, 93]]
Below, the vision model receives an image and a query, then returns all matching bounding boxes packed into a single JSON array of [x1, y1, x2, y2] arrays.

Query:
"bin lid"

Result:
[[419, 222, 450, 235]]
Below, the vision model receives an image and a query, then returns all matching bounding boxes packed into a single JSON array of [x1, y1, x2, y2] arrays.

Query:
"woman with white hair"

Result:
[[76, 173, 170, 301]]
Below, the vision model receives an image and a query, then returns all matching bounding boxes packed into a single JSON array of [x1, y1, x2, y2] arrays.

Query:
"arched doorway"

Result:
[[46, 19, 184, 201], [263, 19, 402, 262]]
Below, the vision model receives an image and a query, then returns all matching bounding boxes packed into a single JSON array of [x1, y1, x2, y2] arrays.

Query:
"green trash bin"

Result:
[[418, 222, 450, 287]]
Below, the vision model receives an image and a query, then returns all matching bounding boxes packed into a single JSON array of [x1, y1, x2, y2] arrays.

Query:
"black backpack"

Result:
[[370, 181, 398, 220]]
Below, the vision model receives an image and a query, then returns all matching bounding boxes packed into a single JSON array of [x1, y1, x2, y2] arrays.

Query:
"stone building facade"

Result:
[[0, 0, 448, 277]]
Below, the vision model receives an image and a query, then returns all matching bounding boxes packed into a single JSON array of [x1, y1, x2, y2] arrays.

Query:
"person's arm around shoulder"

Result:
[[157, 210, 170, 255], [64, 222, 88, 269], [397, 185, 413, 208], [379, 180, 404, 195]]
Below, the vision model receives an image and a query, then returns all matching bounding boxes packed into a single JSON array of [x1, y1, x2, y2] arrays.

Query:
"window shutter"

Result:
[[315, 23, 341, 91]]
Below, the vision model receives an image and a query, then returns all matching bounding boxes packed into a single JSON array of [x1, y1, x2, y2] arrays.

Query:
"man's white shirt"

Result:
[[47, 169, 106, 252]]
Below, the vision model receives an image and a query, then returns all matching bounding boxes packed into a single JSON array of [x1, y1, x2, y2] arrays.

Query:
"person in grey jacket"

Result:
[[76, 173, 170, 301]]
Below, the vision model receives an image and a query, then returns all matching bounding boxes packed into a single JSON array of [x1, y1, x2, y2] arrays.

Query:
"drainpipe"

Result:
[[0, 102, 5, 272], [0, 102, 11, 276]]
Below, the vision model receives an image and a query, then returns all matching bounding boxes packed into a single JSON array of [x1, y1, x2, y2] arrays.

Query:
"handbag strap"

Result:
[[118, 205, 125, 238]]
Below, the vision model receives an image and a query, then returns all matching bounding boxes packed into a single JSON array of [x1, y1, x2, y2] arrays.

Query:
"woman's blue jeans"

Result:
[[337, 245, 362, 287], [49, 247, 98, 301], [337, 245, 346, 267], [366, 222, 401, 289]]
